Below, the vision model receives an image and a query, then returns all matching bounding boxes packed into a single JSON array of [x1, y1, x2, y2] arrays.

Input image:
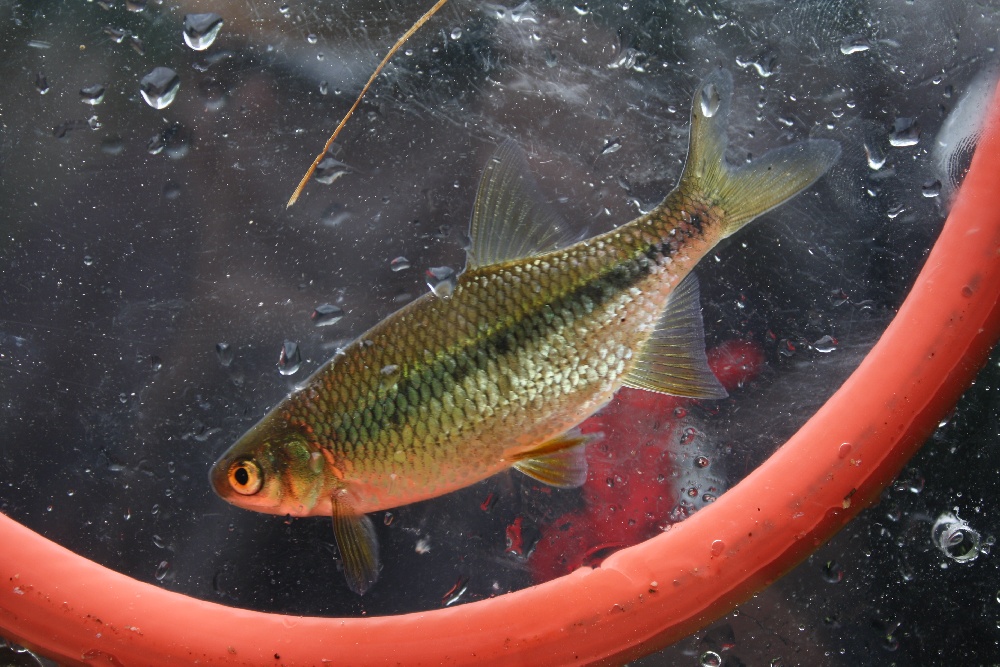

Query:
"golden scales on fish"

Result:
[[211, 69, 840, 595]]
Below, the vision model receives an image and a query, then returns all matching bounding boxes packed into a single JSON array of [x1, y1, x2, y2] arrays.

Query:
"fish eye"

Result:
[[227, 459, 263, 495]]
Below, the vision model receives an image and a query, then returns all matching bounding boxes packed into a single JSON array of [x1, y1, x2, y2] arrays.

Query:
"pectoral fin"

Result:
[[622, 273, 728, 399], [510, 430, 596, 488], [331, 494, 380, 596]]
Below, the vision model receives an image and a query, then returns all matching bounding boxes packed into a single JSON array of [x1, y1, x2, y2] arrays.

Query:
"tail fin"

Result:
[[680, 69, 841, 237]]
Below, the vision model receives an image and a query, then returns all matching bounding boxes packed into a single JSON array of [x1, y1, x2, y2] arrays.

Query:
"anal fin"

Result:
[[331, 494, 380, 596], [511, 430, 597, 488], [622, 273, 728, 399]]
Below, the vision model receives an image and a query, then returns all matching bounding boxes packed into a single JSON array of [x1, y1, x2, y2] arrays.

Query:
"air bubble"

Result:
[[932, 512, 981, 562], [390, 256, 411, 272], [140, 67, 180, 109], [183, 13, 224, 51], [699, 651, 722, 667], [426, 266, 457, 298], [278, 340, 302, 375], [311, 304, 344, 327]]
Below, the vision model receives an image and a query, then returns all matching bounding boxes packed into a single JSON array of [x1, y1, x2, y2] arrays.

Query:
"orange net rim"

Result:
[[2, 80, 1000, 666]]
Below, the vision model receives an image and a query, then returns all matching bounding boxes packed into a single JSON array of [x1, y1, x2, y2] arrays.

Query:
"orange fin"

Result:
[[511, 430, 597, 488], [331, 494, 380, 596]]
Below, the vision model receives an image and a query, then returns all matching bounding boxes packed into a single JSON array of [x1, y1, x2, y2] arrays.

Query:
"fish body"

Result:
[[211, 70, 840, 594]]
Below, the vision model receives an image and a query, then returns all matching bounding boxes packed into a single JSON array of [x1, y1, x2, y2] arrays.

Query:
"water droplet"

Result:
[[215, 342, 234, 367], [710, 539, 725, 556], [35, 72, 49, 94], [150, 355, 163, 371], [813, 335, 837, 353], [306, 33, 318, 45], [839, 34, 872, 55], [700, 650, 723, 667], [83, 255, 94, 266], [154, 560, 170, 581], [680, 426, 699, 445], [838, 442, 852, 459], [695, 456, 710, 468], [183, 13, 224, 51], [573, 3, 590, 15], [600, 137, 622, 155], [450, 27, 462, 39], [700, 82, 721, 118], [442, 575, 470, 606], [889, 117, 920, 148], [921, 179, 942, 198], [100, 24, 127, 42], [152, 534, 166, 549], [129, 34, 145, 55], [127, 0, 147, 12], [318, 80, 329, 95], [163, 181, 182, 199], [383, 511, 394, 526], [426, 266, 457, 298], [932, 512, 981, 562], [140, 67, 180, 109], [278, 340, 302, 375], [311, 303, 344, 327], [390, 256, 411, 272], [313, 156, 350, 184], [279, 4, 290, 14], [864, 140, 887, 170], [821, 560, 843, 583], [80, 84, 106, 105]]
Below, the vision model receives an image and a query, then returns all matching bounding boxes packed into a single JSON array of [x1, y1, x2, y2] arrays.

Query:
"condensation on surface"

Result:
[[1, 0, 999, 661]]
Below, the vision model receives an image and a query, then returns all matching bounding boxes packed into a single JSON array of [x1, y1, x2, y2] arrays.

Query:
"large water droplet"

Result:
[[889, 117, 920, 147], [700, 82, 721, 118], [426, 266, 457, 298], [278, 340, 302, 375], [864, 139, 887, 170], [932, 512, 980, 563], [183, 13, 224, 51], [812, 335, 838, 353], [140, 67, 180, 109], [839, 34, 872, 55], [154, 560, 171, 581], [215, 342, 234, 367], [80, 84, 106, 105], [311, 303, 344, 327], [921, 179, 942, 198]]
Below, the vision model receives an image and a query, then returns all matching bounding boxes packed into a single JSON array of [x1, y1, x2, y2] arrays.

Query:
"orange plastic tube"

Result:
[[3, 80, 1000, 665]]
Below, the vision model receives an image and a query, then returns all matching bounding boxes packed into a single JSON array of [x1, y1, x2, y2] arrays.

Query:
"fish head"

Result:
[[210, 417, 330, 517]]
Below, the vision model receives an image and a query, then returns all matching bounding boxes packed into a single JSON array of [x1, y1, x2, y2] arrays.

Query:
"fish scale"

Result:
[[211, 70, 840, 595]]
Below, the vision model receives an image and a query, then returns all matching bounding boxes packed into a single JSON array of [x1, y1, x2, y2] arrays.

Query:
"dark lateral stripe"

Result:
[[347, 245, 660, 443]]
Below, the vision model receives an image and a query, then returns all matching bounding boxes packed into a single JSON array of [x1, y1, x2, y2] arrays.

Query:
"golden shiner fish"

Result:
[[211, 70, 839, 595]]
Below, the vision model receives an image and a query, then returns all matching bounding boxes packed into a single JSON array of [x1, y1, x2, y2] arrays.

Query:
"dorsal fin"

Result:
[[622, 273, 728, 399], [466, 141, 580, 269]]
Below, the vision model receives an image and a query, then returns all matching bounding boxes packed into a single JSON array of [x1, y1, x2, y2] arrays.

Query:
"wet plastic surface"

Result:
[[2, 0, 1000, 664]]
